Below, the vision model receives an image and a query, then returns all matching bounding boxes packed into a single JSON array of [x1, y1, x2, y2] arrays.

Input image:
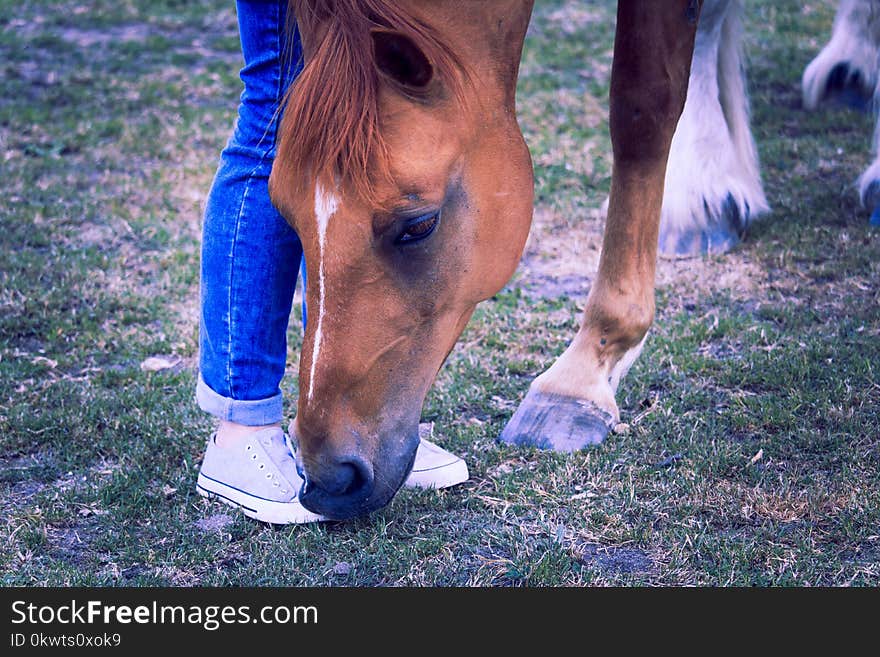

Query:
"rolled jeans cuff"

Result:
[[196, 374, 284, 426]]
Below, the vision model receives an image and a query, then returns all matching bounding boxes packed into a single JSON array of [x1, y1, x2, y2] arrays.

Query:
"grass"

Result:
[[1, 0, 878, 586]]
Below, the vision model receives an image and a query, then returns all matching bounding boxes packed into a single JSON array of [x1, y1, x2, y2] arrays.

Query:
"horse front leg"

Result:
[[500, 0, 703, 451]]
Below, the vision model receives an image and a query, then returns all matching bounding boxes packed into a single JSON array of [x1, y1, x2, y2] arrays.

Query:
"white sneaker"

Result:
[[196, 427, 324, 524], [405, 423, 469, 489]]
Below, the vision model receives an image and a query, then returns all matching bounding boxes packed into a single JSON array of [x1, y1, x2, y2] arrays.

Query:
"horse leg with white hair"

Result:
[[803, 0, 880, 224], [803, 0, 880, 111], [658, 0, 769, 256]]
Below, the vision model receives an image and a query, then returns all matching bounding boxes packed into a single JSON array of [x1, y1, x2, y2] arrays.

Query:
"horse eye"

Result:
[[396, 211, 440, 245]]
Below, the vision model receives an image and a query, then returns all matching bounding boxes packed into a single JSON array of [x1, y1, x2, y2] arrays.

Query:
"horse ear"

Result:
[[371, 29, 434, 90]]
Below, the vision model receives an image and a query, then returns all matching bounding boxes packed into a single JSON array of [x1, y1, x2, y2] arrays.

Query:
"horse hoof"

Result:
[[864, 182, 880, 227], [823, 63, 873, 113], [498, 389, 614, 452], [659, 194, 745, 257]]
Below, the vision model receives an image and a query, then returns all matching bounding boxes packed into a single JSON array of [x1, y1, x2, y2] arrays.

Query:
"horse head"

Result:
[[269, 0, 535, 519]]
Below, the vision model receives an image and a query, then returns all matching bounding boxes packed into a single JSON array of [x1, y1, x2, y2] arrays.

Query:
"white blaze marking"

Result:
[[308, 183, 339, 402]]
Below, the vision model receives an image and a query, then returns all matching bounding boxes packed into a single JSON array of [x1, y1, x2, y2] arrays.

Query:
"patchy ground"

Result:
[[1, 0, 878, 586]]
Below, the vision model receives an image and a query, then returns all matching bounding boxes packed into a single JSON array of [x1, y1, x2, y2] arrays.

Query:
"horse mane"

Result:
[[279, 0, 466, 209]]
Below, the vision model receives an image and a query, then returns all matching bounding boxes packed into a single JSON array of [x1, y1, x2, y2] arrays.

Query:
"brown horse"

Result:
[[268, 0, 702, 520]]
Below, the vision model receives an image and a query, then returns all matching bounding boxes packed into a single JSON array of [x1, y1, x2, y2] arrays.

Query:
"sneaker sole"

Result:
[[405, 457, 469, 489], [196, 473, 324, 525]]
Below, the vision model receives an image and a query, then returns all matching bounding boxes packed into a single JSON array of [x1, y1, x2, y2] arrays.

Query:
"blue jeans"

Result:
[[197, 0, 303, 426]]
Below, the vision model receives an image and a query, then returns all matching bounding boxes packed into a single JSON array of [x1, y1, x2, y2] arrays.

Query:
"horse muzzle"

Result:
[[296, 436, 418, 520]]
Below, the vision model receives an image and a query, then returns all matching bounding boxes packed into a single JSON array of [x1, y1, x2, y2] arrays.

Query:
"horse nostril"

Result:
[[298, 453, 376, 518], [313, 457, 373, 498], [327, 462, 356, 496]]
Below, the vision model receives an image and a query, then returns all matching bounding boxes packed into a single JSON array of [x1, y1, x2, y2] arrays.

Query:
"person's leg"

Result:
[[194, 1, 326, 524], [198, 0, 302, 444]]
